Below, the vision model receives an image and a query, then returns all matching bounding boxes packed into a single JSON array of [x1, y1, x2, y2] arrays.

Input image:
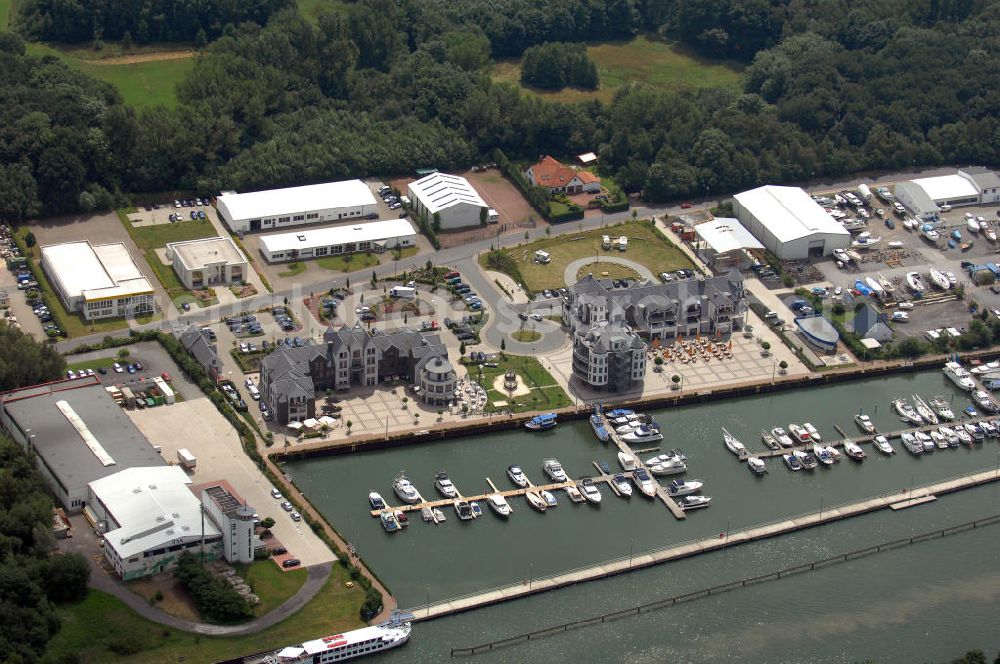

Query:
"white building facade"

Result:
[[407, 172, 496, 230], [165, 236, 248, 290], [733, 185, 850, 260], [41, 241, 155, 320], [258, 218, 417, 263], [201, 484, 256, 565], [217, 180, 378, 233], [897, 168, 1000, 220]]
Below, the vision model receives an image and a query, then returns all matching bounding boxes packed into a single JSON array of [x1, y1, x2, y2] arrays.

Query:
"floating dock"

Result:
[[406, 467, 1000, 621]]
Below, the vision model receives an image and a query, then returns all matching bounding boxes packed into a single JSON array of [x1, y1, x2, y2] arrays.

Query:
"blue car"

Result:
[[126, 364, 137, 374]]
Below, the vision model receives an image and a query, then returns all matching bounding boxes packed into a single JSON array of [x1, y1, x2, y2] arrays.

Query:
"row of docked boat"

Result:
[[891, 394, 953, 425], [591, 406, 665, 444], [758, 422, 822, 449]]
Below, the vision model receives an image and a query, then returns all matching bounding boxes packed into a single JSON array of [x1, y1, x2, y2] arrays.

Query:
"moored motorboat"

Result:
[[665, 478, 704, 496], [631, 468, 658, 498], [804, 422, 822, 443], [677, 495, 712, 510], [943, 361, 976, 391], [539, 490, 557, 508], [622, 423, 663, 444], [747, 456, 768, 475], [434, 471, 457, 498], [891, 398, 923, 424], [525, 413, 558, 431], [929, 396, 955, 421], [542, 458, 567, 482], [813, 445, 836, 466], [579, 479, 602, 504], [617, 451, 639, 471], [929, 430, 948, 449], [612, 473, 633, 497], [394, 510, 409, 527], [855, 413, 876, 434], [788, 423, 812, 444], [912, 395, 939, 424], [392, 473, 421, 504], [954, 426, 973, 446], [507, 464, 528, 488], [646, 453, 687, 476], [973, 389, 1000, 413], [615, 423, 637, 435], [487, 494, 512, 517], [793, 449, 818, 469], [432, 507, 446, 522], [873, 434, 894, 455], [453, 499, 475, 520], [421, 506, 435, 522], [914, 431, 934, 452], [938, 426, 960, 447], [380, 511, 400, 532], [722, 427, 748, 459], [843, 440, 866, 461], [771, 427, 795, 447], [980, 420, 997, 437], [369, 491, 386, 510], [783, 453, 803, 470], [964, 422, 985, 442], [564, 484, 585, 502], [900, 432, 923, 455], [590, 414, 610, 442], [525, 491, 547, 512], [760, 430, 780, 450]]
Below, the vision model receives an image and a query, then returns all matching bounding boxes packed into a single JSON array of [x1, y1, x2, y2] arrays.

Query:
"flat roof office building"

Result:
[[258, 218, 417, 263], [40, 241, 155, 320], [165, 236, 248, 290], [217, 180, 378, 233]]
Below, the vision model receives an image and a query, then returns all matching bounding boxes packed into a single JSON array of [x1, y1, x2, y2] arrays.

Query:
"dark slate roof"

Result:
[[177, 324, 222, 373]]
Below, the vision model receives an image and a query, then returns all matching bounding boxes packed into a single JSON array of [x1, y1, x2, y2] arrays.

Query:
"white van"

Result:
[[602, 235, 611, 249], [618, 236, 628, 251], [534, 250, 551, 264], [248, 384, 260, 400]]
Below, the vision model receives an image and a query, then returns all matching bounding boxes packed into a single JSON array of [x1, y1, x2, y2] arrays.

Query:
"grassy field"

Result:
[[316, 253, 380, 272], [0, 0, 11, 29], [279, 261, 308, 278], [484, 220, 693, 293], [470, 354, 572, 413], [24, 41, 193, 109], [236, 561, 308, 617], [129, 219, 217, 250], [493, 35, 744, 104], [45, 564, 365, 664], [575, 261, 639, 281]]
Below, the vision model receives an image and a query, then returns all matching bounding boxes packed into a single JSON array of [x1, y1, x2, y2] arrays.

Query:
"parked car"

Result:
[[113, 362, 124, 373], [282, 558, 301, 568], [892, 311, 910, 322], [530, 313, 543, 322], [281, 501, 293, 512], [271, 488, 283, 499], [681, 202, 693, 209], [290, 511, 302, 522]]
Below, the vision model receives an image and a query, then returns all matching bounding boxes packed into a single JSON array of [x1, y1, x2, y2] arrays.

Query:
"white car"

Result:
[[112, 362, 124, 373], [892, 311, 910, 321], [245, 377, 255, 388], [530, 313, 543, 322], [290, 511, 302, 522], [897, 301, 914, 310], [271, 488, 283, 499], [833, 286, 843, 296], [281, 501, 293, 512]]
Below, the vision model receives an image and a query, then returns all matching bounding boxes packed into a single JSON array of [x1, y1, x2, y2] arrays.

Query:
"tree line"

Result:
[[520, 42, 599, 90], [2, 0, 1000, 218]]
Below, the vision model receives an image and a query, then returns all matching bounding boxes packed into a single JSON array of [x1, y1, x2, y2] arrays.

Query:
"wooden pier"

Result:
[[601, 413, 687, 520], [405, 467, 1000, 621]]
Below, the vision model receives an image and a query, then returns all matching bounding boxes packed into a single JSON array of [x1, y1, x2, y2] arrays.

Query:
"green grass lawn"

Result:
[[468, 354, 572, 413], [236, 561, 308, 617], [128, 218, 217, 251], [575, 261, 639, 281], [45, 564, 365, 664], [0, 0, 11, 29], [316, 253, 380, 272], [279, 261, 308, 278], [484, 220, 693, 294], [511, 329, 541, 342], [67, 357, 116, 373], [24, 42, 193, 109], [492, 34, 744, 104]]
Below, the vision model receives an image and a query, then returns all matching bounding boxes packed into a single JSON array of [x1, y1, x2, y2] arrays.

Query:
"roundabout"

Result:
[[563, 255, 656, 287]]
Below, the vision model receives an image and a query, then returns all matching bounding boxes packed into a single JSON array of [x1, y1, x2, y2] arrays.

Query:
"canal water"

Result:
[[284, 370, 1000, 661]]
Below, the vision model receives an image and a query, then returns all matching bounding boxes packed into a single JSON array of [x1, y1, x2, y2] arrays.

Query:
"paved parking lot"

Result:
[[126, 199, 212, 226], [67, 341, 204, 401], [128, 398, 336, 568]]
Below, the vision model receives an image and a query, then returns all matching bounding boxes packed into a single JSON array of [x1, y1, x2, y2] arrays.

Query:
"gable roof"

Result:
[[527, 156, 581, 189], [407, 172, 486, 215]]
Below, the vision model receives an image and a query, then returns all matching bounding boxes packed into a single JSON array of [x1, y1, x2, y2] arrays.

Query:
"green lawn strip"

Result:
[[279, 261, 308, 278], [492, 34, 743, 104], [491, 220, 693, 293], [575, 261, 639, 281], [66, 357, 116, 373], [236, 561, 308, 617], [315, 253, 379, 272], [468, 354, 571, 413], [128, 219, 217, 251], [46, 565, 365, 663]]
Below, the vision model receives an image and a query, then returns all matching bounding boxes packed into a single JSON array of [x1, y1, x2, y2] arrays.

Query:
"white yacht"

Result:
[[872, 435, 894, 455], [788, 423, 812, 444], [646, 454, 687, 476], [747, 456, 768, 475], [392, 473, 420, 504], [929, 430, 948, 449], [677, 495, 712, 511], [665, 478, 703, 496], [622, 424, 663, 444], [973, 389, 999, 413], [912, 395, 939, 424], [487, 494, 512, 517], [268, 614, 412, 663], [900, 432, 923, 455], [938, 426, 960, 447], [612, 473, 633, 497], [369, 492, 386, 510], [507, 464, 528, 488], [579, 480, 602, 504], [891, 398, 923, 424], [854, 413, 876, 434], [542, 459, 568, 482], [615, 423, 637, 435], [617, 451, 639, 471], [954, 426, 973, 445], [631, 468, 658, 498], [525, 490, 547, 512], [564, 484, 585, 502], [914, 431, 935, 452], [453, 499, 476, 520], [803, 423, 822, 443], [943, 361, 976, 391], [540, 490, 558, 507], [722, 427, 748, 459], [771, 427, 794, 447], [813, 445, 836, 466], [434, 471, 457, 498], [843, 440, 866, 461], [928, 396, 956, 421], [964, 422, 985, 442]]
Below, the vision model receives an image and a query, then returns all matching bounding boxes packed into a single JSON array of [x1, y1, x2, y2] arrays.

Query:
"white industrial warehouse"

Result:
[[258, 218, 417, 263], [895, 167, 1000, 221], [407, 172, 498, 230], [165, 236, 248, 290], [40, 241, 155, 320], [216, 180, 378, 233], [733, 185, 850, 260], [693, 217, 764, 271]]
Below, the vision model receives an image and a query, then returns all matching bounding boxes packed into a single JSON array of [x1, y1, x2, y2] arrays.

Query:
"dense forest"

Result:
[[17, 0, 293, 43], [0, 324, 88, 664], [1, 0, 1000, 215], [520, 42, 599, 90]]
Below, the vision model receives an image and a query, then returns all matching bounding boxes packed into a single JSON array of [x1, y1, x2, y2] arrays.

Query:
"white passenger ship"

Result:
[[263, 613, 412, 663]]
